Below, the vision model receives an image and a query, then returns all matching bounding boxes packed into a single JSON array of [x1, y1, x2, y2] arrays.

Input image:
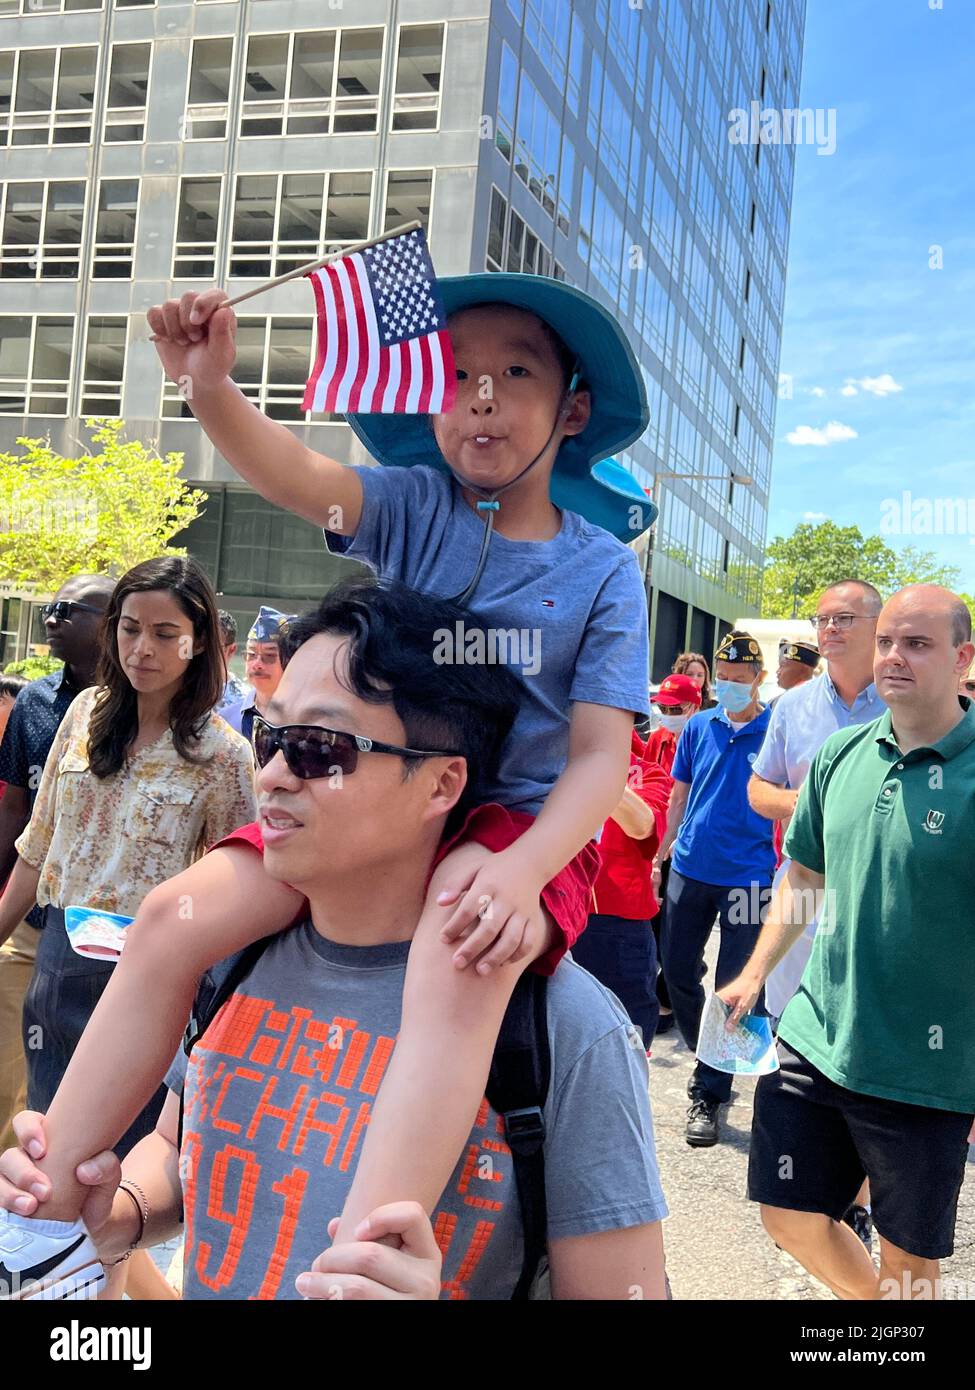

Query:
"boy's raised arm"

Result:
[[147, 290, 363, 535]]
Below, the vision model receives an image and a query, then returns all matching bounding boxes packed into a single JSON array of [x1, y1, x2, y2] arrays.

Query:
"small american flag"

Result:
[[302, 228, 457, 415]]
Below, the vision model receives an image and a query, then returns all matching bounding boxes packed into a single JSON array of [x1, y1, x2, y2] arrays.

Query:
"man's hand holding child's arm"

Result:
[[438, 703, 632, 973]]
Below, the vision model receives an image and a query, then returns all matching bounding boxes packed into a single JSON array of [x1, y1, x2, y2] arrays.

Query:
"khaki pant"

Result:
[[0, 919, 38, 1151]]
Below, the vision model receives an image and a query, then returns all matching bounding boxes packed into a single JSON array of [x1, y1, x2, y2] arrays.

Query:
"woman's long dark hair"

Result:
[[87, 556, 226, 778]]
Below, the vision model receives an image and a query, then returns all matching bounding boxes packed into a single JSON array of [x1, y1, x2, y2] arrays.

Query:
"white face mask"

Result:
[[657, 711, 690, 734]]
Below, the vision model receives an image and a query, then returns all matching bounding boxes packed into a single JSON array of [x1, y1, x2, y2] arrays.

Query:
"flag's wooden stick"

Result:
[[223, 219, 423, 308]]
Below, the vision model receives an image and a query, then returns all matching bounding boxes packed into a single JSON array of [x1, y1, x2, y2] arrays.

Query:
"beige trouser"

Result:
[[0, 919, 38, 1152]]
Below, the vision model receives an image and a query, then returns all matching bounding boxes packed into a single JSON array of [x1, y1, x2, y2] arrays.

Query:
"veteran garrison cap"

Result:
[[778, 637, 820, 669], [715, 629, 762, 664]]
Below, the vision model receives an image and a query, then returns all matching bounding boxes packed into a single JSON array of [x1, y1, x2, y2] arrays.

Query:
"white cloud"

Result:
[[803, 511, 829, 521], [785, 421, 859, 447], [808, 386, 826, 398], [859, 373, 904, 397], [841, 373, 904, 398]]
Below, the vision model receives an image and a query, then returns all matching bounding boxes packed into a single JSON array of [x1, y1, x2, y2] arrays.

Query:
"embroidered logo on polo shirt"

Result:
[[922, 809, 945, 835]]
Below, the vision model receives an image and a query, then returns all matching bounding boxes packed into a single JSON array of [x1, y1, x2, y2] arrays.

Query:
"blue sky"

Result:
[[769, 0, 975, 590]]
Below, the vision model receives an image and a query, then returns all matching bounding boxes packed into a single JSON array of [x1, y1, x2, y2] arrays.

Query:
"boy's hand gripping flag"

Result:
[[302, 226, 457, 415]]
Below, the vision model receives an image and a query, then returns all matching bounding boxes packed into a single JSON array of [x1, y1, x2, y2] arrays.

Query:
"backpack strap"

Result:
[[176, 935, 276, 1154], [485, 971, 550, 1301]]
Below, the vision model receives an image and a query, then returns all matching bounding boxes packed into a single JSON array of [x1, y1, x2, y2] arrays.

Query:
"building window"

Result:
[[82, 316, 127, 416], [0, 0, 101, 11], [391, 23, 443, 131], [92, 179, 138, 278], [174, 177, 221, 279], [229, 171, 371, 280], [1, 47, 98, 147], [240, 28, 384, 139], [382, 170, 432, 235], [486, 186, 507, 271], [164, 317, 324, 423], [237, 318, 314, 421], [514, 72, 559, 220], [566, 13, 584, 115], [0, 315, 73, 416], [496, 41, 517, 161], [104, 43, 151, 143], [0, 180, 85, 279], [556, 136, 574, 237], [185, 38, 233, 140], [525, 0, 570, 94]]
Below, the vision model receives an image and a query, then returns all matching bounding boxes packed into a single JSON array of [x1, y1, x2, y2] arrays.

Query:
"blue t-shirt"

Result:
[[670, 706, 776, 887], [326, 465, 651, 814]]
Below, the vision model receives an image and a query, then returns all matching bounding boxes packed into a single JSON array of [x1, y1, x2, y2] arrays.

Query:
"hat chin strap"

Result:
[[447, 370, 579, 607]]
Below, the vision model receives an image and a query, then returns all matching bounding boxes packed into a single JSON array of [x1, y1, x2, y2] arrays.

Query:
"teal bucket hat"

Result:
[[345, 272, 658, 542]]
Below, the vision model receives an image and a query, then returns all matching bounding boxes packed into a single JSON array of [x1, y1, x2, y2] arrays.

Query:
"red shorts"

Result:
[[213, 804, 599, 977]]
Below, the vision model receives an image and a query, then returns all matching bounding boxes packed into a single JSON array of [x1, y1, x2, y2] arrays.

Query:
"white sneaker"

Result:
[[0, 1209, 105, 1300]]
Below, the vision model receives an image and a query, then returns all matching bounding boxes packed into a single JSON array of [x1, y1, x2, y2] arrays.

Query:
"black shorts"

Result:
[[748, 1041, 974, 1260]]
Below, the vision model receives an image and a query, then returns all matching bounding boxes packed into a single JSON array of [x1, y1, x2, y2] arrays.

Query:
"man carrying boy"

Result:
[[0, 581, 669, 1301], [0, 267, 661, 1299]]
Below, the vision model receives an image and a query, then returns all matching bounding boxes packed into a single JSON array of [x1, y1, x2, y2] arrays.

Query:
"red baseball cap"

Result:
[[652, 674, 703, 708]]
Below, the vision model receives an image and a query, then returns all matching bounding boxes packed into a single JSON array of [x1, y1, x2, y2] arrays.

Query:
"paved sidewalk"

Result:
[[649, 1022, 975, 1300]]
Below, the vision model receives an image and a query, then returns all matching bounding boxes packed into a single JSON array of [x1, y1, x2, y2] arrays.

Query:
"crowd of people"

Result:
[[0, 270, 971, 1304]]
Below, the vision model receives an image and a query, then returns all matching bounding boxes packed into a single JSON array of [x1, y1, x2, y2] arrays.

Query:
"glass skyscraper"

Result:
[[0, 0, 804, 670]]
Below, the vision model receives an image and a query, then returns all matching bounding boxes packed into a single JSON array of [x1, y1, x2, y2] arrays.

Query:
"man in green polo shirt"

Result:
[[720, 584, 975, 1301]]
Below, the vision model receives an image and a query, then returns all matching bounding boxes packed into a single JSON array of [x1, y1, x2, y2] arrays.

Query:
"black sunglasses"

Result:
[[252, 715, 461, 780], [42, 600, 105, 623]]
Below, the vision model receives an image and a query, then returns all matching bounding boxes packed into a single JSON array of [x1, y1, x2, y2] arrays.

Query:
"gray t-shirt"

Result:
[[325, 464, 652, 813], [166, 921, 668, 1301]]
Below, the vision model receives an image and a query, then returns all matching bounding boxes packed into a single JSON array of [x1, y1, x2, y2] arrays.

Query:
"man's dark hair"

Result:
[[281, 579, 522, 820], [820, 578, 883, 614], [0, 674, 27, 701], [218, 610, 237, 646]]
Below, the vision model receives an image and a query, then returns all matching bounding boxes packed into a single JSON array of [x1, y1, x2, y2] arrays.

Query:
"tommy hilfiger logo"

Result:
[[541, 599, 555, 608], [922, 810, 945, 835]]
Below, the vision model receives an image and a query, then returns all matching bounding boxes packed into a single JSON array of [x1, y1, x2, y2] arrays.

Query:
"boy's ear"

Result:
[[560, 388, 591, 436]]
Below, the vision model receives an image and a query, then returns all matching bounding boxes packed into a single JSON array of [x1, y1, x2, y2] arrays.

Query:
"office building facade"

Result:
[[0, 0, 804, 673]]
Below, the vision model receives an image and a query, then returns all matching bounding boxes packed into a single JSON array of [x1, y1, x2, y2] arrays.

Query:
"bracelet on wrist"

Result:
[[105, 1180, 150, 1267]]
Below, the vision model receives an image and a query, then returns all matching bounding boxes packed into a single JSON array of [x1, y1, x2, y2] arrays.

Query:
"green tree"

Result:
[[0, 419, 206, 591], [761, 521, 961, 619]]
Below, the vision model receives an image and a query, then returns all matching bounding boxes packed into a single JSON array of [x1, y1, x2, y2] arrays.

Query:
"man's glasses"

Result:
[[42, 600, 105, 623], [252, 715, 461, 780], [809, 613, 869, 631]]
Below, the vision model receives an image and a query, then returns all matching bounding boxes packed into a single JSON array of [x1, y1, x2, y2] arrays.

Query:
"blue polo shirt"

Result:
[[670, 706, 776, 887], [0, 667, 87, 928]]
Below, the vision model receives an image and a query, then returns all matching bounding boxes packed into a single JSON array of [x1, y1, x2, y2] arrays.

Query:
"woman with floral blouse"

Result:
[[0, 555, 256, 1154]]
